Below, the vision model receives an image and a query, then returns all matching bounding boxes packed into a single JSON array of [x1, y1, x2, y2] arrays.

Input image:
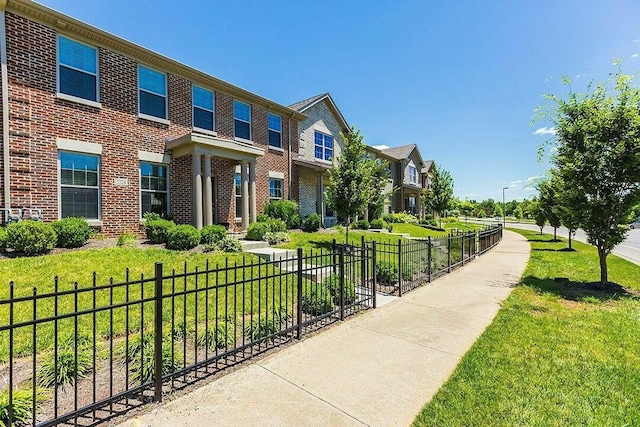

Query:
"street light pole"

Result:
[[502, 187, 508, 227]]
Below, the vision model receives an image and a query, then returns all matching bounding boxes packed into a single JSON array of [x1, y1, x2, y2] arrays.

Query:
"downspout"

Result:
[[0, 3, 9, 216], [287, 113, 294, 200]]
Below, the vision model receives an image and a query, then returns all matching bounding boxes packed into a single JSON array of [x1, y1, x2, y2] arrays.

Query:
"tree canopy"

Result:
[[422, 164, 454, 227]]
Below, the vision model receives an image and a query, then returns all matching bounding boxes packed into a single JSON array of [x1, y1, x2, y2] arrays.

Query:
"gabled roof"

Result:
[[380, 144, 417, 160], [421, 160, 434, 174], [289, 93, 349, 131]]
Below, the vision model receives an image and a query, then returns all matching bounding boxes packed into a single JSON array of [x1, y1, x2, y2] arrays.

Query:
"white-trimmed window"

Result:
[[140, 162, 168, 217], [409, 166, 417, 184], [234, 100, 251, 140], [269, 178, 283, 201], [314, 131, 333, 161], [57, 35, 98, 102], [193, 86, 215, 131], [235, 173, 242, 219], [59, 152, 100, 219], [268, 113, 282, 148], [138, 65, 167, 119], [407, 196, 416, 214]]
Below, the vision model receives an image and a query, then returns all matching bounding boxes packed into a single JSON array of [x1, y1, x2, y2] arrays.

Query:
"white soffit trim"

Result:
[[56, 138, 102, 155], [269, 171, 285, 179], [139, 150, 171, 164]]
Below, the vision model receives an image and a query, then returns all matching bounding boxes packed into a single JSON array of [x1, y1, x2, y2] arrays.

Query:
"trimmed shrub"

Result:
[[301, 286, 334, 315], [200, 224, 226, 244], [144, 219, 176, 244], [51, 217, 92, 248], [370, 218, 385, 229], [323, 274, 356, 305], [256, 214, 271, 223], [442, 216, 458, 223], [218, 237, 243, 252], [166, 225, 200, 250], [354, 219, 370, 230], [302, 213, 321, 232], [420, 219, 438, 227], [268, 218, 287, 233], [382, 213, 395, 223], [263, 232, 290, 245], [246, 222, 270, 241], [116, 233, 136, 247], [376, 261, 398, 284], [6, 221, 57, 255], [392, 212, 419, 224], [263, 200, 301, 229], [0, 227, 7, 252]]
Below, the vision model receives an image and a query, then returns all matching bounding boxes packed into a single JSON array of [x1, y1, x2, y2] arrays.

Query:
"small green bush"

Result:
[[245, 317, 282, 342], [382, 213, 395, 223], [442, 216, 458, 223], [302, 213, 321, 232], [263, 200, 301, 229], [218, 236, 243, 252], [116, 233, 136, 247], [354, 219, 370, 230], [391, 212, 419, 224], [128, 334, 181, 385], [246, 222, 270, 241], [38, 335, 93, 387], [0, 388, 43, 426], [51, 217, 92, 248], [301, 286, 334, 315], [0, 227, 7, 252], [256, 213, 271, 222], [376, 261, 398, 284], [268, 218, 287, 233], [420, 219, 438, 227], [200, 224, 226, 244], [144, 219, 176, 244], [370, 219, 385, 229], [323, 274, 357, 305], [263, 231, 290, 245], [166, 225, 200, 250], [196, 320, 236, 349], [6, 221, 57, 255]]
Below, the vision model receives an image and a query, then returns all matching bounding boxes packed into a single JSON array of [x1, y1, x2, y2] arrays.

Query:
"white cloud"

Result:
[[575, 74, 581, 79], [372, 144, 389, 150], [532, 127, 557, 136], [526, 175, 540, 182], [510, 179, 522, 185], [465, 193, 476, 198], [632, 53, 640, 58], [509, 183, 518, 188]]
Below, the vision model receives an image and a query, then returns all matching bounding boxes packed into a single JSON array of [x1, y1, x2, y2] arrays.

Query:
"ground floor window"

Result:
[[406, 196, 416, 215], [235, 173, 242, 219], [269, 178, 283, 201], [140, 162, 168, 217], [59, 151, 100, 219]]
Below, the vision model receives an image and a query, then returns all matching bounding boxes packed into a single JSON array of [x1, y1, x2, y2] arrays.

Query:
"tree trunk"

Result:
[[597, 246, 608, 285], [568, 229, 573, 249], [553, 227, 557, 241], [539, 226, 543, 235]]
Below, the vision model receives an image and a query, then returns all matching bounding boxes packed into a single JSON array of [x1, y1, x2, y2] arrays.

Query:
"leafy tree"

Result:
[[422, 164, 454, 227], [537, 177, 562, 240], [534, 203, 546, 235], [326, 126, 372, 244], [494, 204, 503, 219], [365, 158, 391, 221], [459, 200, 474, 220], [539, 68, 640, 284], [513, 206, 523, 220], [477, 209, 486, 219]]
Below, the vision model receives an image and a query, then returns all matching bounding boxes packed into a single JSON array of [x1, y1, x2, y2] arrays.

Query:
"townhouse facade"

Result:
[[0, 0, 305, 235]]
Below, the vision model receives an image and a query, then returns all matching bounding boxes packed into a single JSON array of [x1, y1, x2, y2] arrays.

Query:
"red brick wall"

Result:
[[1, 12, 299, 234]]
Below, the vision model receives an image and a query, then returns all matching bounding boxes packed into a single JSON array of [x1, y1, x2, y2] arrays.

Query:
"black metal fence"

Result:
[[0, 225, 501, 426]]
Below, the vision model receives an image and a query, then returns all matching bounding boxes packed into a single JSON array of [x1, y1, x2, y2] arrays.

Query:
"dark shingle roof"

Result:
[[422, 160, 434, 174], [288, 93, 329, 112], [380, 144, 418, 160]]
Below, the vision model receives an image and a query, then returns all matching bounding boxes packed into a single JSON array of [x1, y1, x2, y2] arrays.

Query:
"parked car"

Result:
[[630, 219, 640, 229]]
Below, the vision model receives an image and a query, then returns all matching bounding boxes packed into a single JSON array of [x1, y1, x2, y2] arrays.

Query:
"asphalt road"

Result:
[[469, 219, 640, 266]]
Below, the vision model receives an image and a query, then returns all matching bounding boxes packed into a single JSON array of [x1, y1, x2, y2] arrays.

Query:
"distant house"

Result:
[[289, 93, 349, 227]]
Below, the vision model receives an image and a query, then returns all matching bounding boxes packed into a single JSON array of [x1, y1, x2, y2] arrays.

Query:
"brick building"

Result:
[[0, 0, 305, 234]]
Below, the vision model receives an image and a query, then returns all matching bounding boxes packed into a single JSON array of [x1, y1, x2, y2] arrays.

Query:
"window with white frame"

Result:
[[193, 85, 214, 131], [140, 162, 168, 217], [268, 113, 282, 148], [269, 178, 283, 201], [314, 131, 333, 161], [59, 152, 100, 219], [407, 196, 416, 214], [409, 165, 417, 184], [235, 173, 242, 218], [57, 35, 98, 102], [234, 100, 251, 140], [138, 65, 167, 119]]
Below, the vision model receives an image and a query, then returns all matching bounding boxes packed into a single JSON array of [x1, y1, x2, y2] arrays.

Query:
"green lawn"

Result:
[[391, 223, 446, 238], [443, 221, 484, 232], [413, 229, 640, 426], [277, 228, 406, 256]]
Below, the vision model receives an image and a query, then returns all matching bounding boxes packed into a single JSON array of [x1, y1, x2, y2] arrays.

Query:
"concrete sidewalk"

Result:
[[118, 230, 530, 427]]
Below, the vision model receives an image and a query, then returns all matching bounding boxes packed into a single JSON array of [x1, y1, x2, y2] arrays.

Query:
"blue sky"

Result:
[[40, 0, 640, 202]]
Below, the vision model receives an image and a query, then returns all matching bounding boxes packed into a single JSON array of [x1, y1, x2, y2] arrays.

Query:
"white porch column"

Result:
[[193, 153, 203, 229], [416, 193, 422, 218], [249, 161, 257, 224], [203, 154, 212, 226], [241, 161, 249, 229], [316, 174, 323, 219]]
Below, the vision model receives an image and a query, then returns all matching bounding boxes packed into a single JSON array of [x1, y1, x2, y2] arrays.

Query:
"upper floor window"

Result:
[[193, 86, 214, 131], [138, 65, 167, 119], [140, 162, 168, 217], [234, 100, 251, 140], [409, 165, 417, 184], [268, 113, 282, 148], [314, 131, 333, 161], [57, 36, 98, 102]]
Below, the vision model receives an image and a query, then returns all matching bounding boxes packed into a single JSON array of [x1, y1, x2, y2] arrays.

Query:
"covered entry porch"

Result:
[[167, 133, 264, 230], [294, 159, 336, 227]]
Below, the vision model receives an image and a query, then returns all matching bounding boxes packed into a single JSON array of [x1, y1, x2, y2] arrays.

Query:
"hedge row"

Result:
[[0, 217, 93, 256]]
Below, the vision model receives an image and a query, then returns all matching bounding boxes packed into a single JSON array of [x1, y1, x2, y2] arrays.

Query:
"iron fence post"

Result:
[[339, 246, 345, 321], [427, 236, 432, 282], [297, 247, 303, 339], [461, 233, 465, 266], [360, 237, 366, 305], [447, 234, 452, 273], [332, 239, 337, 274], [397, 240, 403, 297], [372, 241, 377, 309], [153, 262, 163, 403]]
